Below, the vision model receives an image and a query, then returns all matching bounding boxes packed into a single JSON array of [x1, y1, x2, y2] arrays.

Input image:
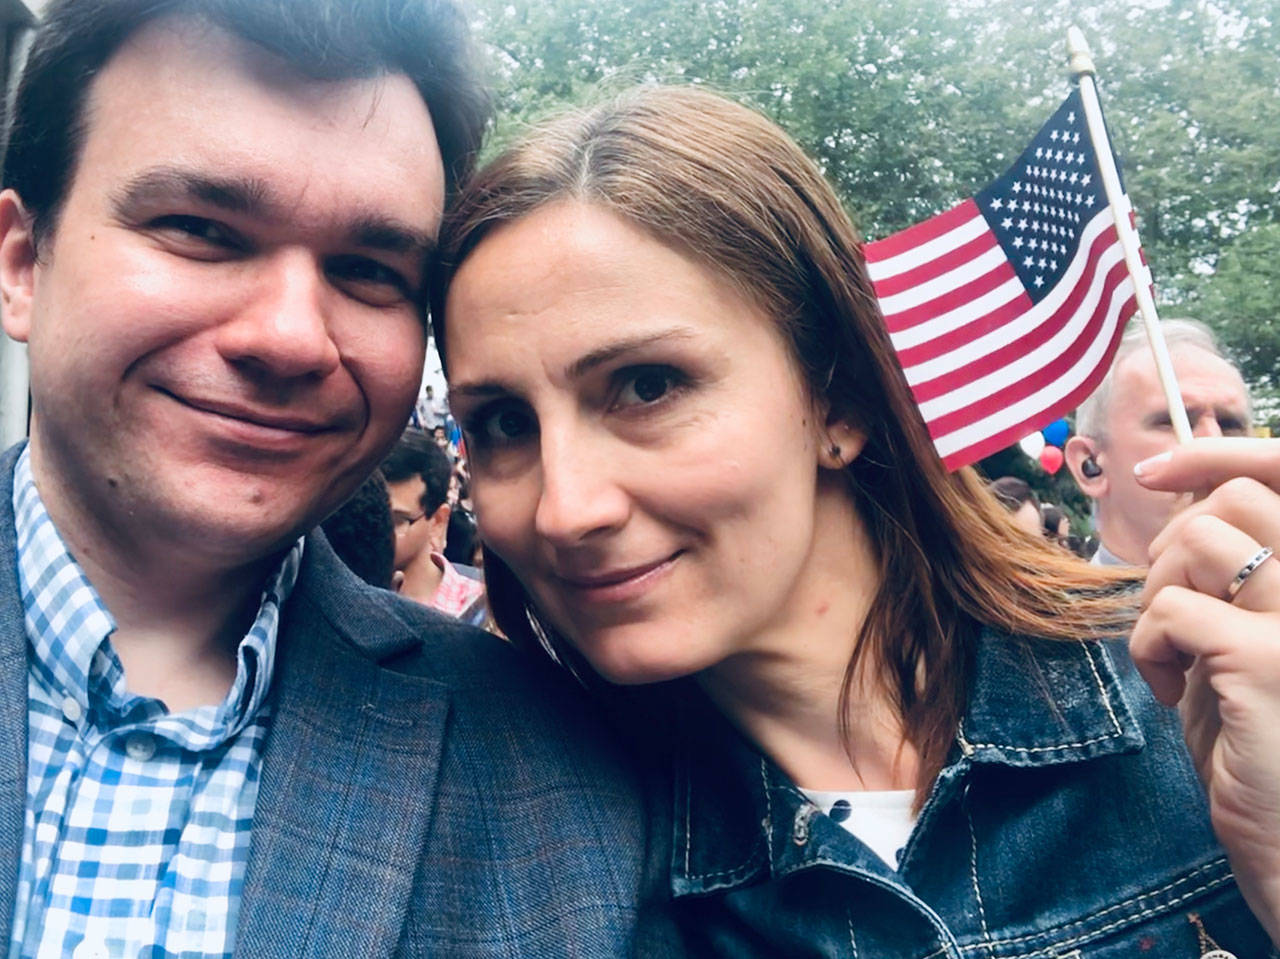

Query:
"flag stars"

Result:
[[1018, 218, 1028, 230], [990, 197, 1004, 210], [1011, 181, 1022, 193], [1084, 194, 1095, 207], [1024, 256, 1035, 268], [1039, 258, 1048, 269], [1002, 217, 1014, 230], [1034, 275, 1045, 288], [1012, 235, 1024, 248], [1050, 129, 1060, 141], [1081, 174, 1092, 186]]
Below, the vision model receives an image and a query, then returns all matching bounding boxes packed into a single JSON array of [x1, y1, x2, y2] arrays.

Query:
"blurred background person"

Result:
[[381, 429, 486, 626], [1065, 319, 1251, 566], [987, 476, 1042, 535]]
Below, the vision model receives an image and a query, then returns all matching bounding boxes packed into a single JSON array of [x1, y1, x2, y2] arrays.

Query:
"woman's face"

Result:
[[445, 201, 842, 684]]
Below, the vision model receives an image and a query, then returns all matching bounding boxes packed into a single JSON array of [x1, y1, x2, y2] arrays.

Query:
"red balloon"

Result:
[[1039, 445, 1064, 474]]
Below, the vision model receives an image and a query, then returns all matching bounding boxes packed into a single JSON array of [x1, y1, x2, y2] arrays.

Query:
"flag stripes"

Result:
[[862, 89, 1140, 470]]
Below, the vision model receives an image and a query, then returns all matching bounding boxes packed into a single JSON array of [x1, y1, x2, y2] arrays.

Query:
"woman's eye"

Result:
[[467, 404, 535, 448], [616, 366, 681, 407]]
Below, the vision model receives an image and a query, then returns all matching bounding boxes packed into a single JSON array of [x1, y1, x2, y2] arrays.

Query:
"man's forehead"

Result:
[[76, 14, 444, 233], [1113, 344, 1248, 411]]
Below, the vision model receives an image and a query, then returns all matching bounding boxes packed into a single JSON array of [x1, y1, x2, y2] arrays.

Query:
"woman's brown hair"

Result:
[[429, 85, 1140, 791]]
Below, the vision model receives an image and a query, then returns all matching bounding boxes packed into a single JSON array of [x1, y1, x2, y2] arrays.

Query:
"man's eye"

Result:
[[151, 215, 238, 249], [326, 255, 412, 306], [615, 366, 682, 408]]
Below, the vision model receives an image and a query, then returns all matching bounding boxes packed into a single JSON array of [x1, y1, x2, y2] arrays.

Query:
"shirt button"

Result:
[[125, 732, 156, 762], [71, 939, 108, 959], [60, 696, 83, 724]]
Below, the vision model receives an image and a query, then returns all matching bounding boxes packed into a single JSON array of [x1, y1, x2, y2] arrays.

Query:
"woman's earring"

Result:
[[829, 443, 842, 463]]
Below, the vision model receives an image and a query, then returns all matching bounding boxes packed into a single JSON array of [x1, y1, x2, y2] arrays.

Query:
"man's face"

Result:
[[1095, 345, 1250, 560], [0, 18, 445, 565], [388, 476, 432, 572]]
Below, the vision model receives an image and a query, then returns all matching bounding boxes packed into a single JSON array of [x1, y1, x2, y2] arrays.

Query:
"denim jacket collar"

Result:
[[671, 629, 1145, 899]]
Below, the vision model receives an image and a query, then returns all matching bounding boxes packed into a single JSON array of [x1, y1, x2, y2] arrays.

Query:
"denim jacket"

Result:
[[657, 631, 1274, 958]]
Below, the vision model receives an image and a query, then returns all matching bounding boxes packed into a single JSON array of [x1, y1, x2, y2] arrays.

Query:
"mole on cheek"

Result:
[[816, 601, 830, 616]]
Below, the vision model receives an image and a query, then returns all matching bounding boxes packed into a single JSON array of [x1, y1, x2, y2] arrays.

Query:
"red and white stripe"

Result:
[[864, 198, 1144, 469]]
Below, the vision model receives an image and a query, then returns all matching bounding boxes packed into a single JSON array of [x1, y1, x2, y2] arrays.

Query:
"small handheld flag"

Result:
[[864, 82, 1149, 471]]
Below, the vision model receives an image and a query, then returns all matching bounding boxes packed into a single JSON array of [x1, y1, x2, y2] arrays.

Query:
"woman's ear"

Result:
[[817, 410, 867, 469]]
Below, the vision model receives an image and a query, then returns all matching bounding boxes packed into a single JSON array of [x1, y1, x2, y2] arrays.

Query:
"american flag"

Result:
[[863, 89, 1146, 470]]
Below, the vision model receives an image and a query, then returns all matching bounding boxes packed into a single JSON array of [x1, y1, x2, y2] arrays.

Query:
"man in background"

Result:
[[1065, 319, 1252, 566], [382, 428, 486, 625]]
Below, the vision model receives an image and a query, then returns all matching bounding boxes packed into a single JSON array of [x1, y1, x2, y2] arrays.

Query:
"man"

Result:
[[383, 429, 485, 625], [1065, 319, 1252, 566], [0, 1, 656, 955]]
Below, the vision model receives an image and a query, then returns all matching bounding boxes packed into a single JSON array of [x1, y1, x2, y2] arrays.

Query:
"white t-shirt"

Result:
[[801, 788, 917, 869]]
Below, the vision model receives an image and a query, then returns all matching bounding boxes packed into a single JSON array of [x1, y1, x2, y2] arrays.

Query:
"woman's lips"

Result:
[[554, 552, 682, 603]]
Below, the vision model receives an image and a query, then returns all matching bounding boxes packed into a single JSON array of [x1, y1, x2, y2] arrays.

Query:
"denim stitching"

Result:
[[683, 766, 692, 876], [959, 731, 1119, 754], [961, 642, 1128, 753], [994, 874, 1231, 958], [847, 908, 859, 958], [964, 784, 993, 955], [977, 859, 1226, 946], [950, 861, 1229, 955], [1081, 642, 1122, 735]]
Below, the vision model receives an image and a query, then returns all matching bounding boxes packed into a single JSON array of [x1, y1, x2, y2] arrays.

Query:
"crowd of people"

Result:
[[0, 0, 1276, 957]]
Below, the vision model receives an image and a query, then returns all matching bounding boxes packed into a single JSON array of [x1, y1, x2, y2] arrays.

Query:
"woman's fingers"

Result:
[[1134, 437, 1280, 496], [1148, 474, 1280, 567], [1144, 514, 1280, 613]]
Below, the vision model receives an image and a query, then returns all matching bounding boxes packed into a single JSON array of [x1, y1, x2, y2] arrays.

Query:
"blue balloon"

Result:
[[1042, 418, 1070, 448]]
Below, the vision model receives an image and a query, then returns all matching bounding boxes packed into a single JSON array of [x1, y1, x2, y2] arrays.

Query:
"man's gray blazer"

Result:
[[0, 444, 664, 957]]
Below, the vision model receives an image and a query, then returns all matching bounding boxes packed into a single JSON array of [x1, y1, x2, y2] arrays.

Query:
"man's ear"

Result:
[[425, 502, 451, 554], [816, 406, 868, 470], [1065, 435, 1107, 498], [0, 189, 38, 343]]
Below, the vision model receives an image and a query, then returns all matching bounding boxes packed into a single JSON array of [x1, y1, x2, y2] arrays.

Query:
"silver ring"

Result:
[[1226, 546, 1274, 601]]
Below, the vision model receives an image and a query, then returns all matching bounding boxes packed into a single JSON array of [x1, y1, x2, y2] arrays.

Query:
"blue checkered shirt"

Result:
[[8, 448, 303, 959]]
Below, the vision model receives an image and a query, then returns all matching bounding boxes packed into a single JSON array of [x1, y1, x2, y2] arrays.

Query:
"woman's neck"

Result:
[[696, 473, 920, 792]]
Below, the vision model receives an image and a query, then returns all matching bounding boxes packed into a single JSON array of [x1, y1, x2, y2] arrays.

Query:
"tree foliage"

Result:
[[469, 0, 1280, 471]]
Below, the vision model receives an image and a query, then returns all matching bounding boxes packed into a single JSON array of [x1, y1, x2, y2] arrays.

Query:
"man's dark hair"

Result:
[[3, 0, 490, 253], [987, 475, 1038, 513], [381, 427, 452, 513], [321, 469, 395, 589]]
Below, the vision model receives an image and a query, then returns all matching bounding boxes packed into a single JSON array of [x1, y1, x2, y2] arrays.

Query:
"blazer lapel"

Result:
[[0, 445, 29, 945], [235, 539, 451, 959]]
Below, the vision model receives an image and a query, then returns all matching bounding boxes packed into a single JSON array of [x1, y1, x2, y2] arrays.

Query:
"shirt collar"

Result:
[[1091, 542, 1133, 567], [13, 445, 303, 748], [670, 626, 1145, 898]]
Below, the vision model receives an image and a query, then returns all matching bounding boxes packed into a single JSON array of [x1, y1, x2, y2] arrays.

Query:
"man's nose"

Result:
[[1192, 414, 1224, 438], [533, 429, 630, 547], [214, 250, 341, 380]]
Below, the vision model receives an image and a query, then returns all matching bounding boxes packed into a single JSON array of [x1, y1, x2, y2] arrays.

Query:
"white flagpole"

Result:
[[1067, 26, 1193, 444]]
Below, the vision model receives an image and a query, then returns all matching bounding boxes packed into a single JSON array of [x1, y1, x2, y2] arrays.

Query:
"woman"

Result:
[[430, 86, 1280, 956]]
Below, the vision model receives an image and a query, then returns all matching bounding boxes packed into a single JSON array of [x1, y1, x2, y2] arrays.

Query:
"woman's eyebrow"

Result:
[[565, 328, 698, 379]]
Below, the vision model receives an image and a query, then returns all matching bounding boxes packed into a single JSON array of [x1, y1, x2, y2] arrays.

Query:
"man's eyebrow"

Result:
[[111, 167, 269, 217], [111, 167, 436, 258], [349, 216, 436, 260]]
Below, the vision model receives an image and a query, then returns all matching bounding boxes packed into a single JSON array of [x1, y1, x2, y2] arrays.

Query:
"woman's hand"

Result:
[[1129, 437, 1280, 945]]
